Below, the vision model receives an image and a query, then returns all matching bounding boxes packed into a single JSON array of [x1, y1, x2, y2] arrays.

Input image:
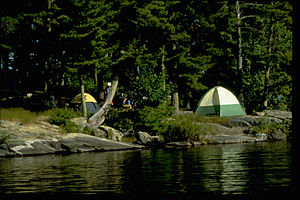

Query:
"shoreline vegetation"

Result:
[[0, 107, 292, 158]]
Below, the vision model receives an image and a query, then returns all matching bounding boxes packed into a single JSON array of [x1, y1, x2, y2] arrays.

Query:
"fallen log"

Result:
[[87, 76, 119, 129]]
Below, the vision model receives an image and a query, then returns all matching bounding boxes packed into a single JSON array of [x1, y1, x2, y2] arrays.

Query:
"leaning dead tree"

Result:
[[87, 76, 119, 129]]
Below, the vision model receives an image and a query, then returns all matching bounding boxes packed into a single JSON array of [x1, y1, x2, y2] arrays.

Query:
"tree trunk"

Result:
[[97, 74, 105, 104], [87, 75, 119, 129], [161, 45, 166, 92], [172, 61, 179, 113], [81, 84, 87, 118], [263, 16, 274, 109], [236, 1, 244, 106], [173, 91, 179, 113]]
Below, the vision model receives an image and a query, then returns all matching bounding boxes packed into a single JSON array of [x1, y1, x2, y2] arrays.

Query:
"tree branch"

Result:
[[241, 15, 257, 20]]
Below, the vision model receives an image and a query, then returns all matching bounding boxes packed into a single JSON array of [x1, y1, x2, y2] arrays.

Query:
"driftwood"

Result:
[[87, 76, 119, 129]]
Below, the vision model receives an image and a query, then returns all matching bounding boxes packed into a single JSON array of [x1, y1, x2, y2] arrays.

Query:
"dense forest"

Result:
[[0, 0, 292, 114]]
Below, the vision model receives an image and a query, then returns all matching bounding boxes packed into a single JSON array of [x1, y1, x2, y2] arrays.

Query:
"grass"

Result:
[[0, 107, 53, 124]]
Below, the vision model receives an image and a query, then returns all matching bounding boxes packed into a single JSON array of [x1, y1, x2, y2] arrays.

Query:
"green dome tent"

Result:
[[195, 86, 246, 117]]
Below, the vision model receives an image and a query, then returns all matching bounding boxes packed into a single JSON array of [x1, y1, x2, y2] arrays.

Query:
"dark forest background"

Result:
[[0, 0, 292, 113]]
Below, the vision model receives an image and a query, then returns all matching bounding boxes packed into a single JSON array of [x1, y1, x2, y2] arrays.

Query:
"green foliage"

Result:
[[81, 126, 97, 136], [0, 0, 292, 114], [137, 104, 174, 134], [104, 106, 220, 142], [157, 114, 215, 143], [49, 108, 81, 125], [104, 104, 174, 135], [104, 108, 138, 131], [246, 119, 291, 138], [49, 108, 81, 133], [61, 120, 81, 133]]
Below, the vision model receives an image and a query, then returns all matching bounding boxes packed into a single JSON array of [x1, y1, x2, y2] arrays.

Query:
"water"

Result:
[[0, 141, 292, 196]]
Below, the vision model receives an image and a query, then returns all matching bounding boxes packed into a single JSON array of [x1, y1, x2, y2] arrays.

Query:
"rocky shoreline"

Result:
[[0, 110, 291, 158]]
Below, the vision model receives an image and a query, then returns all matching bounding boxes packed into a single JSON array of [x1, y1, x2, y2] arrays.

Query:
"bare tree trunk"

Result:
[[81, 84, 87, 118], [236, 1, 244, 106], [87, 76, 119, 129], [173, 91, 179, 113], [263, 16, 274, 109], [161, 45, 166, 92], [172, 61, 179, 113], [44, 0, 55, 93]]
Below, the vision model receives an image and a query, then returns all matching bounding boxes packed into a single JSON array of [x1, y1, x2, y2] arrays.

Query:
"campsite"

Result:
[[0, 0, 292, 196], [0, 0, 292, 158], [0, 0, 292, 159]]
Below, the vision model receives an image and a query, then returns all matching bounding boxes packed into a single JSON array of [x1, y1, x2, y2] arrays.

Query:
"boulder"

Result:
[[99, 125, 123, 142], [266, 130, 287, 141], [0, 118, 144, 157], [9, 140, 58, 156], [206, 135, 258, 144], [70, 117, 88, 130], [58, 133, 143, 152], [135, 131, 164, 147], [228, 117, 253, 127], [1, 133, 144, 157], [0, 144, 15, 157], [228, 115, 283, 128], [254, 133, 268, 141], [263, 110, 292, 120], [165, 141, 192, 148]]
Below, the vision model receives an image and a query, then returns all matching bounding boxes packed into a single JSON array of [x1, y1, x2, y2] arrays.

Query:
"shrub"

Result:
[[158, 114, 214, 142], [61, 120, 81, 133], [49, 108, 81, 133], [104, 108, 139, 131], [104, 104, 174, 135], [49, 108, 81, 125], [246, 119, 291, 139], [137, 104, 174, 135]]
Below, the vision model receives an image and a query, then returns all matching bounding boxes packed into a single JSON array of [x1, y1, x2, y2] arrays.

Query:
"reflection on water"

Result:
[[0, 141, 291, 195]]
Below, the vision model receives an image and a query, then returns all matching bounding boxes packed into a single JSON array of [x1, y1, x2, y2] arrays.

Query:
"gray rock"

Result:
[[2, 133, 144, 157], [263, 110, 292, 120], [257, 116, 282, 124], [59, 133, 143, 152], [70, 117, 88, 130], [0, 149, 15, 157], [135, 131, 163, 147], [99, 126, 123, 142], [136, 131, 152, 144], [10, 140, 57, 156], [228, 116, 260, 127], [228, 118, 252, 127], [266, 130, 286, 141], [165, 141, 192, 148], [228, 115, 284, 128], [254, 133, 268, 141], [206, 135, 257, 144], [191, 141, 206, 146], [91, 128, 107, 138]]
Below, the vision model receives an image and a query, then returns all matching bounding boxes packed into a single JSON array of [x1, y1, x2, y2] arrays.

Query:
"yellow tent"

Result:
[[71, 93, 99, 114], [71, 93, 97, 103]]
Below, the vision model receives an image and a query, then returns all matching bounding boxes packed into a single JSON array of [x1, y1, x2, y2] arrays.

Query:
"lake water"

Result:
[[0, 141, 292, 197]]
